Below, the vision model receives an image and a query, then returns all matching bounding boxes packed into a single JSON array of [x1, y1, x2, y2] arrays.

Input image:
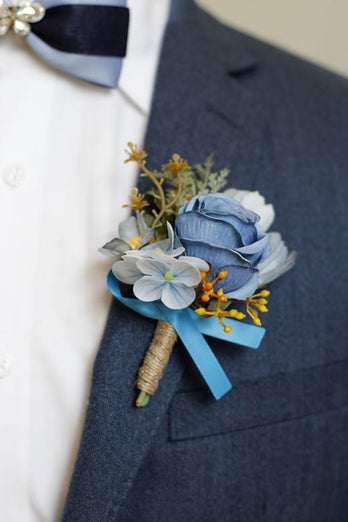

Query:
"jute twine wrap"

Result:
[[136, 320, 178, 396]]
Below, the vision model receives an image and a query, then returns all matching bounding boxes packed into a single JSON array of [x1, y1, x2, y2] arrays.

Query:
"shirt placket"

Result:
[[0, 36, 46, 519]]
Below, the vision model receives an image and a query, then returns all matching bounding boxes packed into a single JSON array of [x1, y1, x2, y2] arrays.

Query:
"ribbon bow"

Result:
[[0, 0, 129, 87], [108, 272, 266, 400]]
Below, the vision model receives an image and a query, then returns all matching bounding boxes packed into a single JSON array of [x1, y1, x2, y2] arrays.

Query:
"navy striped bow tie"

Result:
[[0, 0, 129, 87]]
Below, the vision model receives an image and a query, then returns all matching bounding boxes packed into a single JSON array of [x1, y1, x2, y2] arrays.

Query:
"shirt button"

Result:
[[0, 352, 14, 378], [3, 165, 26, 188]]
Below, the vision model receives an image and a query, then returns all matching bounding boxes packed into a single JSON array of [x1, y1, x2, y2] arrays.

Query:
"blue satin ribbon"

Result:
[[26, 1, 128, 87], [107, 272, 266, 400]]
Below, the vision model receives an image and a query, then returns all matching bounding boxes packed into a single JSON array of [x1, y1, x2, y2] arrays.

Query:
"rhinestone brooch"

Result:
[[0, 0, 45, 37]]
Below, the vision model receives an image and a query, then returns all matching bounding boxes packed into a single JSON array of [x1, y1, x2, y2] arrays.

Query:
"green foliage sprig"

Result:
[[124, 142, 230, 240]]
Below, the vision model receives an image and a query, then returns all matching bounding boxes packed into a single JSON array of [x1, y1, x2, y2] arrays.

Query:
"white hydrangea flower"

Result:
[[224, 188, 275, 232]]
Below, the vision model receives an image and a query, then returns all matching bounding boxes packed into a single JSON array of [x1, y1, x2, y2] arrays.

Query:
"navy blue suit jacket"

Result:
[[63, 1, 348, 520]]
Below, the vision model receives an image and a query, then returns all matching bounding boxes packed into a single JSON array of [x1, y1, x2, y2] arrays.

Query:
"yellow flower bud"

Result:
[[258, 305, 268, 313], [258, 298, 268, 305]]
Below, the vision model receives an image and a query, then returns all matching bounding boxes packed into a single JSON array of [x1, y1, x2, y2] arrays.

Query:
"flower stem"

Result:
[[165, 172, 183, 212], [135, 320, 178, 408], [136, 390, 151, 408], [137, 161, 166, 229]]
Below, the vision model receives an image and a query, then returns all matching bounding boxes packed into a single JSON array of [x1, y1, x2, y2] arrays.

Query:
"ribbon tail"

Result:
[[162, 308, 232, 400]]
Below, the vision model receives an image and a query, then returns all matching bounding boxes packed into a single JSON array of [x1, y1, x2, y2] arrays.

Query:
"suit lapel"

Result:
[[141, 0, 268, 189], [63, 2, 269, 520]]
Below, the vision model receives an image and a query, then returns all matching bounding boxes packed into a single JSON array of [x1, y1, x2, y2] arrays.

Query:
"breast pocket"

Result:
[[169, 359, 348, 442], [166, 360, 348, 522]]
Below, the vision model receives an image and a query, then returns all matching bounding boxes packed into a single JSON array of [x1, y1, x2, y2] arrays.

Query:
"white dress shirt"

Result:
[[0, 1, 170, 520]]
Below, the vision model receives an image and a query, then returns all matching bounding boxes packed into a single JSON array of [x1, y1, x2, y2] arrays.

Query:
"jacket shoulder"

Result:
[[196, 3, 348, 108]]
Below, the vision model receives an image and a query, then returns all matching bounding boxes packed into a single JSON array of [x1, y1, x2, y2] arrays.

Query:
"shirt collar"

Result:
[[118, 0, 171, 116]]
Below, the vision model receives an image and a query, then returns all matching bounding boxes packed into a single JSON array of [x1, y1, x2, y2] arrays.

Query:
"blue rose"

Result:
[[175, 193, 271, 299]]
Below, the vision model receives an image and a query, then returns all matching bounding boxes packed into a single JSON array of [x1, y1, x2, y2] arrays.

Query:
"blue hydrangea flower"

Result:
[[142, 222, 185, 257], [176, 193, 271, 299], [99, 212, 153, 259], [112, 250, 209, 309]]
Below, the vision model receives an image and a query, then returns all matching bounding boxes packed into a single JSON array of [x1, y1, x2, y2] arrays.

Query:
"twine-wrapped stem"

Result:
[[136, 320, 178, 407]]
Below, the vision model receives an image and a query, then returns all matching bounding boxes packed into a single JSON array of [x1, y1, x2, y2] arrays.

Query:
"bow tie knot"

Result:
[[0, 0, 45, 37]]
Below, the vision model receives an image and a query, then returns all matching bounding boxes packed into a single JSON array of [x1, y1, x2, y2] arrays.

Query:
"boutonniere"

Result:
[[101, 143, 296, 407]]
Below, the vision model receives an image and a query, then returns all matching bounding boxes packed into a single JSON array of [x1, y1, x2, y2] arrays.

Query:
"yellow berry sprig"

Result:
[[195, 271, 245, 333], [245, 290, 270, 326]]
